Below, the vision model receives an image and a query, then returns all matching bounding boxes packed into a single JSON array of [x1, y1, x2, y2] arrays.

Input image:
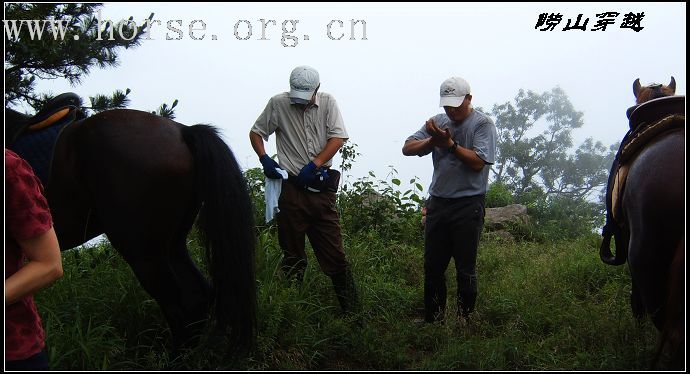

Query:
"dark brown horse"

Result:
[[6, 107, 257, 353], [600, 77, 684, 369]]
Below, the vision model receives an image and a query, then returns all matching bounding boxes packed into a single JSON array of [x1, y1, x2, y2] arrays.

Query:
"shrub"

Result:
[[486, 181, 514, 208]]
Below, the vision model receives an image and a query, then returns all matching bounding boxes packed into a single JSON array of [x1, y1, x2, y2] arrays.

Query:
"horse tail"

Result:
[[181, 124, 257, 350]]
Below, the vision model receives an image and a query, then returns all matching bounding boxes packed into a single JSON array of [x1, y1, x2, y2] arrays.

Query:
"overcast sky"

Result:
[[27, 2, 686, 196]]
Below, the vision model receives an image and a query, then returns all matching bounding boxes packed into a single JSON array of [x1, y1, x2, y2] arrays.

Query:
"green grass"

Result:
[[35, 229, 660, 370]]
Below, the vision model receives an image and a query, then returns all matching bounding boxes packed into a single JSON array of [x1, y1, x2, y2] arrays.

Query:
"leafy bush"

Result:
[[244, 166, 268, 229], [338, 168, 425, 245], [516, 189, 604, 240], [486, 181, 514, 208]]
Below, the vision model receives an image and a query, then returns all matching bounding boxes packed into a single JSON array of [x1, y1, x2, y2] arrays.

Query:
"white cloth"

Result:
[[265, 168, 288, 223]]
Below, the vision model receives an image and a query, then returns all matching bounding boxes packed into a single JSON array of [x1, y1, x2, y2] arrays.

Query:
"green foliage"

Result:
[[338, 141, 361, 174], [89, 88, 131, 113], [485, 87, 617, 237], [541, 138, 613, 201], [4, 3, 176, 117], [338, 167, 425, 245], [486, 180, 601, 240], [243, 166, 269, 230], [489, 86, 616, 208], [515, 189, 605, 241], [336, 143, 425, 243], [36, 233, 659, 370], [491, 87, 583, 195], [338, 141, 361, 189], [150, 98, 179, 119], [38, 241, 170, 370], [486, 181, 514, 208]]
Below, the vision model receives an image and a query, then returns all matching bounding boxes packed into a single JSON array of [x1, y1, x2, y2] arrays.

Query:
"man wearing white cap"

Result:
[[249, 65, 360, 316], [402, 76, 497, 323]]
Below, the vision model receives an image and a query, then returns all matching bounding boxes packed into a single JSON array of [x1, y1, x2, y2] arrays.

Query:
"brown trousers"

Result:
[[277, 181, 349, 277]]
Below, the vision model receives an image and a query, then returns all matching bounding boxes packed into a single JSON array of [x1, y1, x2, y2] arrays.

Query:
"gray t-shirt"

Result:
[[406, 109, 497, 198], [251, 92, 349, 175]]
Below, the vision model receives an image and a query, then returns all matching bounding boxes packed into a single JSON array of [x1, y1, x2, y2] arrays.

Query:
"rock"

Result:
[[484, 204, 529, 231]]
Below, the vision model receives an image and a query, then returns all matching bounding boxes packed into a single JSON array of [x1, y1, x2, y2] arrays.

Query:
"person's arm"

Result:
[[5, 227, 63, 305], [402, 137, 434, 156], [449, 144, 486, 172], [318, 95, 347, 167], [313, 137, 345, 167], [250, 97, 277, 158], [456, 119, 496, 172], [249, 130, 268, 157], [403, 118, 436, 156]]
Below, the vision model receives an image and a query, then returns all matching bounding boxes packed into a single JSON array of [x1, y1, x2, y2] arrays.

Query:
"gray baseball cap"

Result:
[[289, 66, 320, 103], [439, 77, 471, 107]]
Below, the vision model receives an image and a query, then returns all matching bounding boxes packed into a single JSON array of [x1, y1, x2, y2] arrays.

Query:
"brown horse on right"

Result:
[[600, 77, 684, 369]]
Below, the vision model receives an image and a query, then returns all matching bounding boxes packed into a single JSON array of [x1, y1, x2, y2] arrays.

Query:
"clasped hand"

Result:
[[426, 119, 454, 148]]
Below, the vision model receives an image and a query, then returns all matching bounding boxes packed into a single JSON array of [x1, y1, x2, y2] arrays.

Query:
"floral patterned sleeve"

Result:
[[5, 149, 53, 240]]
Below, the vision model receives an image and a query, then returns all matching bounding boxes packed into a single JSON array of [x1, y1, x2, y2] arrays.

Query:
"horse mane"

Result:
[[633, 76, 676, 104]]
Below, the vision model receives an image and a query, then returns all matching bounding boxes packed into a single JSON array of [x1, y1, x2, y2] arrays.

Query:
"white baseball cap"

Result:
[[439, 77, 471, 107], [289, 66, 320, 103]]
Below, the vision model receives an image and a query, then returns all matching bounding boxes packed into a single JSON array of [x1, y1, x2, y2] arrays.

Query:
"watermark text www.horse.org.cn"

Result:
[[3, 10, 368, 47]]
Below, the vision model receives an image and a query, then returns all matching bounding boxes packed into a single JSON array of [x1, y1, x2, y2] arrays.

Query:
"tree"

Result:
[[487, 87, 618, 238], [540, 138, 618, 200], [490, 87, 615, 201], [4, 3, 176, 118]]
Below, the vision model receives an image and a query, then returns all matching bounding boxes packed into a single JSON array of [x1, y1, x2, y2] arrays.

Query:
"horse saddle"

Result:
[[7, 93, 83, 143], [600, 95, 685, 265], [7, 92, 87, 188], [626, 94, 685, 128], [604, 95, 685, 230]]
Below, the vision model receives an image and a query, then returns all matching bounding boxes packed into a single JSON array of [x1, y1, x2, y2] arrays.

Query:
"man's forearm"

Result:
[[402, 138, 433, 156], [249, 131, 267, 157], [314, 137, 345, 167], [449, 145, 485, 171]]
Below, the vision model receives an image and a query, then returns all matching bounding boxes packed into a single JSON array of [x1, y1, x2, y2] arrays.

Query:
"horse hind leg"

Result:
[[629, 279, 646, 323], [163, 197, 213, 350], [166, 237, 213, 347], [117, 242, 210, 350], [626, 228, 668, 330], [626, 230, 648, 324], [652, 239, 685, 370], [95, 188, 208, 350]]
